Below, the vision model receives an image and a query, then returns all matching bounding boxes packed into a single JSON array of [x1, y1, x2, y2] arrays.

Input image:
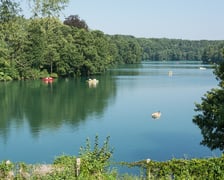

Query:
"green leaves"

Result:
[[193, 62, 224, 151], [126, 155, 224, 179], [64, 15, 88, 30], [0, 0, 21, 23], [28, 0, 69, 17], [110, 35, 142, 64], [79, 135, 113, 176]]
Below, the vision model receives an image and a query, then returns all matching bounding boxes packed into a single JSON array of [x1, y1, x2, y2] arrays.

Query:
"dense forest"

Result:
[[138, 38, 224, 62], [0, 0, 224, 81]]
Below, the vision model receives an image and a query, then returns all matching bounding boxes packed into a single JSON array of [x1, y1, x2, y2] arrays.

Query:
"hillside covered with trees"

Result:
[[138, 38, 224, 62], [0, 0, 224, 81]]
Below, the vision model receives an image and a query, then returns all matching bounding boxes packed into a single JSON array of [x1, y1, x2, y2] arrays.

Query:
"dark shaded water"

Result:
[[0, 62, 221, 167]]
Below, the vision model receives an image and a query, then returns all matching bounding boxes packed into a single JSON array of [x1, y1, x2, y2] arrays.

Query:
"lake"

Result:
[[0, 61, 221, 167]]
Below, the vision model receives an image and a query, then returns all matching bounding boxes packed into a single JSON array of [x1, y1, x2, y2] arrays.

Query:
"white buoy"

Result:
[[151, 111, 161, 119], [168, 71, 173, 76]]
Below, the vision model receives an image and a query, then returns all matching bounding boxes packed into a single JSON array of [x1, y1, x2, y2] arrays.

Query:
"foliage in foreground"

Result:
[[193, 61, 224, 151], [0, 136, 224, 179], [1, 155, 224, 180], [0, 136, 117, 179], [123, 154, 224, 180]]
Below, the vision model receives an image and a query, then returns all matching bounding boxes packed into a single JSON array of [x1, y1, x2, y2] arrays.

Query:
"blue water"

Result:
[[0, 61, 221, 169]]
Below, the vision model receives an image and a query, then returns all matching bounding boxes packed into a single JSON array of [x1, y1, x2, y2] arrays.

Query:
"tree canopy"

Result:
[[63, 15, 88, 30], [28, 0, 69, 17], [0, 0, 224, 81], [193, 49, 224, 151], [138, 38, 224, 62]]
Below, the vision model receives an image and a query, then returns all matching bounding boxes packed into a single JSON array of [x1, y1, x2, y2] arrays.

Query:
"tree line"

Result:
[[138, 38, 224, 62], [0, 0, 224, 81], [0, 0, 142, 80]]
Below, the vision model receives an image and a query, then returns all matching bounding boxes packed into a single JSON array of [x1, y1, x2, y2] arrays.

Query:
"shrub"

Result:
[[125, 154, 224, 179], [78, 135, 114, 178], [0, 160, 14, 179], [39, 69, 49, 78], [50, 73, 58, 78]]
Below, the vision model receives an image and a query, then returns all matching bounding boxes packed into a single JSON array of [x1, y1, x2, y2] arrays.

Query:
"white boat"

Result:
[[87, 78, 99, 87], [199, 67, 206, 70]]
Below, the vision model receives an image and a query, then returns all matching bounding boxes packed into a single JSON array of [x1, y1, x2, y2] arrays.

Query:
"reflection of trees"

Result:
[[109, 64, 142, 77], [0, 76, 116, 139]]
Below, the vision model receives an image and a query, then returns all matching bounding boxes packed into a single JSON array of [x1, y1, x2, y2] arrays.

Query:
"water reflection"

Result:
[[0, 62, 221, 165], [0, 76, 116, 140]]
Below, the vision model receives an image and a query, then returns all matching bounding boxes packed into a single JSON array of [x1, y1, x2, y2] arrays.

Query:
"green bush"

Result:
[[50, 73, 58, 78], [0, 160, 14, 179], [0, 72, 13, 81], [46, 135, 116, 179], [78, 135, 114, 178], [1, 137, 223, 179], [39, 69, 49, 78], [125, 154, 224, 179]]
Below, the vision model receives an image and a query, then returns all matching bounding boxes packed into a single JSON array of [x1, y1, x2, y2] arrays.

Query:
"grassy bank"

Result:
[[1, 155, 224, 179], [1, 136, 223, 179]]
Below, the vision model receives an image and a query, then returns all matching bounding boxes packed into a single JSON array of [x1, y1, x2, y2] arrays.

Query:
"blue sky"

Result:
[[19, 0, 224, 40]]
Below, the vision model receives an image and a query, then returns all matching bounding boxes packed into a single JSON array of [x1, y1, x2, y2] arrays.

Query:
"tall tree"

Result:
[[193, 48, 224, 151], [0, 0, 24, 80], [0, 0, 21, 23], [64, 15, 88, 30], [26, 0, 69, 76], [28, 0, 69, 17]]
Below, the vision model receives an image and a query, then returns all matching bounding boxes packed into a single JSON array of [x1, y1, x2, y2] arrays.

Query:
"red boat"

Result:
[[42, 77, 54, 83]]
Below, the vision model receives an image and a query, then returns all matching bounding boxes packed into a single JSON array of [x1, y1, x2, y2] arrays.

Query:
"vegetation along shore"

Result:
[[0, 1, 224, 81], [1, 136, 224, 179]]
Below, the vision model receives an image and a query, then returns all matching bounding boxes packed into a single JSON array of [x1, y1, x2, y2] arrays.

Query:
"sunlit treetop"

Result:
[[28, 0, 69, 18]]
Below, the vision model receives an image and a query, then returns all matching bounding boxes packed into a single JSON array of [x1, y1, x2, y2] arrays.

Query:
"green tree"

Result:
[[91, 30, 113, 73], [110, 35, 142, 64], [28, 0, 69, 17], [0, 0, 21, 23], [54, 25, 82, 77], [24, 18, 46, 70], [63, 14, 88, 30], [0, 0, 25, 80], [193, 49, 224, 151]]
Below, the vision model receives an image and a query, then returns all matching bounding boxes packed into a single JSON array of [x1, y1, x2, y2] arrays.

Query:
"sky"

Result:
[[19, 0, 224, 40]]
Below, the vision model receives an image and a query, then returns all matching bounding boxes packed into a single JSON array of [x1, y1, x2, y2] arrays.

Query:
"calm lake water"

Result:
[[0, 61, 221, 167]]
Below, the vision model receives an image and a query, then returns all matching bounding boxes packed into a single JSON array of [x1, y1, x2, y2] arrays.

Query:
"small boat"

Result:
[[43, 77, 53, 80], [151, 111, 161, 119], [87, 78, 99, 87], [42, 77, 54, 83], [199, 67, 206, 70]]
